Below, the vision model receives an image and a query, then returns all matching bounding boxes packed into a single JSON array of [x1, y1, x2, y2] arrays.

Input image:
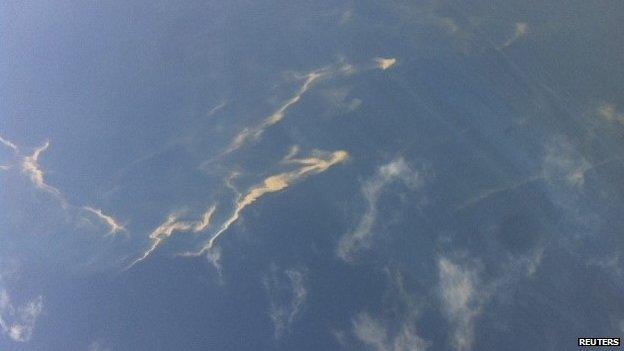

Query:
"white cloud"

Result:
[[587, 253, 622, 278], [338, 158, 422, 261], [374, 58, 397, 70], [225, 171, 241, 190], [438, 257, 482, 351], [21, 141, 61, 196], [391, 321, 428, 351], [522, 246, 545, 277], [597, 102, 624, 124], [225, 70, 327, 154], [457, 136, 620, 212], [127, 205, 216, 269], [0, 288, 43, 343], [352, 313, 387, 349], [195, 206, 217, 233], [185, 149, 348, 257], [344, 269, 428, 351], [206, 246, 223, 274], [207, 101, 228, 117], [4, 138, 131, 239], [264, 266, 307, 338], [351, 312, 427, 351], [83, 207, 125, 235], [0, 136, 18, 152], [321, 87, 362, 116], [542, 137, 592, 187], [598, 103, 618, 121], [225, 57, 394, 154], [339, 8, 354, 25], [88, 341, 111, 351], [502, 22, 530, 48], [282, 145, 300, 163], [434, 17, 460, 34]]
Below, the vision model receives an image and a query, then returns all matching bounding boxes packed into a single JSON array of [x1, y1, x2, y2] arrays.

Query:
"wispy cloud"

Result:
[[339, 8, 354, 25], [282, 145, 300, 163], [0, 289, 43, 343], [346, 269, 428, 351], [185, 149, 348, 257], [224, 171, 242, 194], [21, 141, 61, 196], [128, 215, 190, 269], [0, 136, 18, 152], [456, 137, 621, 211], [6, 139, 127, 238], [88, 341, 111, 351], [207, 101, 228, 117], [433, 16, 460, 34], [206, 246, 223, 274], [128, 205, 216, 269], [83, 207, 126, 235], [225, 70, 326, 154], [438, 257, 482, 351], [374, 58, 397, 70], [352, 313, 389, 350], [542, 137, 592, 187], [338, 158, 422, 261], [264, 266, 307, 338], [597, 102, 624, 124], [351, 312, 428, 351], [195, 206, 216, 233], [502, 22, 530, 48], [224, 58, 394, 154], [321, 87, 362, 116]]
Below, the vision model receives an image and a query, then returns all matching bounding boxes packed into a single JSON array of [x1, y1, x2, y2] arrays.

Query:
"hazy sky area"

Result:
[[2, 1, 624, 350]]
